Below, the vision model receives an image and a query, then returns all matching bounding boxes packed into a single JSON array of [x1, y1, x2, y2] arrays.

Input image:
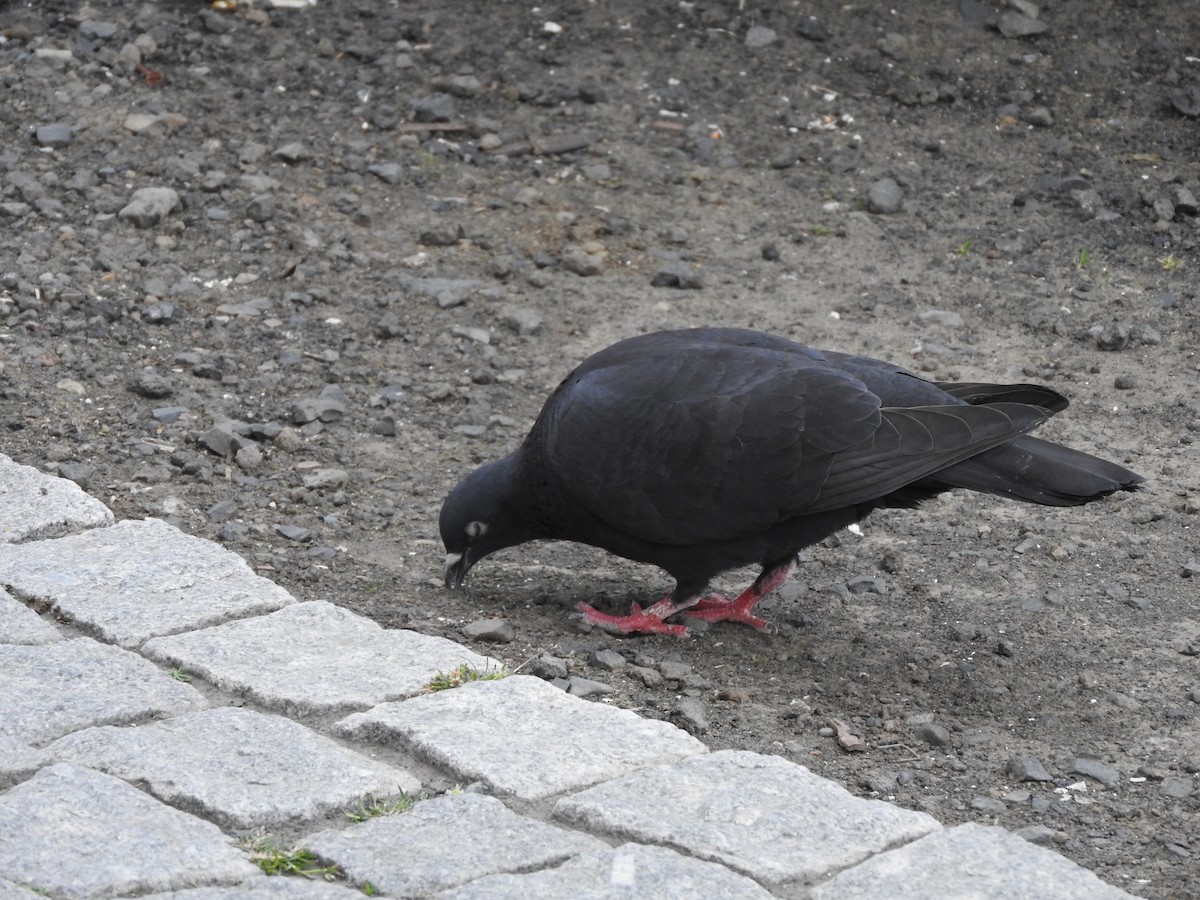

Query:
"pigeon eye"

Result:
[[465, 520, 488, 540]]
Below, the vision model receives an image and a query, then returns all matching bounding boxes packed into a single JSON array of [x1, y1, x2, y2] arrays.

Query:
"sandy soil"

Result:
[[2, 1, 1198, 895]]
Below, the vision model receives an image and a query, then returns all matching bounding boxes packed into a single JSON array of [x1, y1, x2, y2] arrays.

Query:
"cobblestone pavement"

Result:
[[0, 454, 1134, 899]]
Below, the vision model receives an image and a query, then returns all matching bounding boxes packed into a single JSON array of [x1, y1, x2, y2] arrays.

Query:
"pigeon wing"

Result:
[[544, 345, 880, 546], [545, 343, 1055, 545]]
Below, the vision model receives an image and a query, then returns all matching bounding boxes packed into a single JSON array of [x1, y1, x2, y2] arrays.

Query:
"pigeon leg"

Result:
[[576, 595, 695, 637], [576, 557, 798, 636], [681, 558, 799, 633]]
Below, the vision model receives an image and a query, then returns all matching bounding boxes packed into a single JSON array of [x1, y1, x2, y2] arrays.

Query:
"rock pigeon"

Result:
[[440, 328, 1143, 636]]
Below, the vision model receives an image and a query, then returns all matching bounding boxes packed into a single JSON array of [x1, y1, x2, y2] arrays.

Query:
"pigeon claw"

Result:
[[683, 591, 774, 633], [575, 599, 691, 637]]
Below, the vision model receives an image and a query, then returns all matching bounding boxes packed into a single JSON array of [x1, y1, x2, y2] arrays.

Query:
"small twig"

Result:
[[397, 122, 470, 134], [873, 741, 922, 760], [486, 132, 594, 156]]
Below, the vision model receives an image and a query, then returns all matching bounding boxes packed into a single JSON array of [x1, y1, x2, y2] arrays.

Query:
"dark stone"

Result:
[[997, 10, 1047, 38], [144, 301, 176, 323], [650, 262, 704, 289], [669, 696, 708, 735], [868, 177, 904, 214], [916, 723, 952, 747], [1070, 757, 1120, 787], [35, 123, 73, 146], [413, 92, 455, 122], [199, 424, 249, 458], [207, 500, 237, 523], [130, 370, 174, 399], [277, 523, 314, 542], [461, 618, 516, 643], [57, 462, 92, 488], [151, 408, 188, 424], [1007, 755, 1054, 782]]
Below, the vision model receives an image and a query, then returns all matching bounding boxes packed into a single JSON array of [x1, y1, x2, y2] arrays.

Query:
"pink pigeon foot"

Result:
[[680, 557, 798, 632], [576, 595, 693, 637], [577, 557, 798, 637]]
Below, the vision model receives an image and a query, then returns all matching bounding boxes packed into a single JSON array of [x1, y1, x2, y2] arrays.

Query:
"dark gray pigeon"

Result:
[[440, 328, 1143, 636]]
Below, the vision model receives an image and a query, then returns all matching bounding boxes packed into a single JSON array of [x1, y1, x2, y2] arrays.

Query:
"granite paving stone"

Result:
[[0, 453, 113, 543], [136, 882, 364, 899], [0, 737, 51, 790], [0, 518, 297, 648], [142, 600, 501, 715], [48, 706, 420, 829], [435, 842, 775, 899], [0, 587, 60, 645], [336, 675, 707, 800], [0, 637, 206, 745], [808, 822, 1135, 899], [304, 792, 606, 896], [0, 879, 42, 899], [553, 749, 941, 887], [0, 764, 259, 898]]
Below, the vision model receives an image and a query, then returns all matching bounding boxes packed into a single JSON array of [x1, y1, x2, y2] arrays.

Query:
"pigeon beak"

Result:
[[444, 551, 471, 589]]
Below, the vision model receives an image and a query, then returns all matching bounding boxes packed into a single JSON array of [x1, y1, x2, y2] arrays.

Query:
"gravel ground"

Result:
[[2, 1, 1198, 896]]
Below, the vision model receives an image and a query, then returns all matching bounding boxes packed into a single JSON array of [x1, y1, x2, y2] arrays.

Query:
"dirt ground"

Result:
[[2, 0, 1198, 895]]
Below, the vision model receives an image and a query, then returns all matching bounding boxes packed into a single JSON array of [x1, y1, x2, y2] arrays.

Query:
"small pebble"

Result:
[[566, 676, 614, 698], [462, 618, 516, 643], [627, 664, 664, 688], [272, 142, 311, 163], [118, 186, 180, 228], [218, 522, 248, 542], [969, 797, 1006, 816], [35, 123, 73, 146], [56, 462, 91, 488], [744, 25, 777, 49], [917, 723, 953, 747], [867, 177, 904, 214], [531, 655, 569, 680], [670, 696, 708, 735], [650, 261, 703, 289], [503, 308, 543, 336], [1007, 755, 1054, 782], [589, 649, 626, 672], [234, 444, 263, 471], [207, 500, 237, 523], [997, 10, 1048, 38], [198, 424, 248, 458], [716, 688, 750, 702], [276, 524, 313, 542], [302, 468, 349, 490], [658, 660, 693, 680], [1159, 777, 1195, 799], [1070, 756, 1120, 787], [129, 369, 174, 399]]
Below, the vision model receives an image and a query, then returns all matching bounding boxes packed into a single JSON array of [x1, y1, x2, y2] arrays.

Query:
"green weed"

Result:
[[424, 663, 508, 692], [241, 832, 340, 880], [344, 795, 415, 822]]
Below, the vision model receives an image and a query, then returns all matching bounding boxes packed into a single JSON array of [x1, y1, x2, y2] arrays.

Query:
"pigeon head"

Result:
[[439, 455, 536, 589]]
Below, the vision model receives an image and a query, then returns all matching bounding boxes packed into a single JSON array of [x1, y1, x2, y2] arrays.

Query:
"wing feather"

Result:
[[541, 333, 1056, 546]]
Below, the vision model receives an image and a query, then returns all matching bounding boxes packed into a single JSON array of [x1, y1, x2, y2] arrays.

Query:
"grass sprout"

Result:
[[344, 795, 415, 822], [424, 663, 508, 692], [241, 832, 340, 880]]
